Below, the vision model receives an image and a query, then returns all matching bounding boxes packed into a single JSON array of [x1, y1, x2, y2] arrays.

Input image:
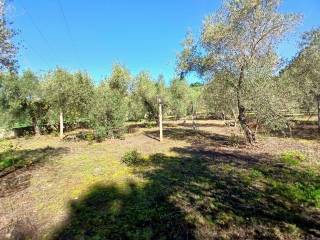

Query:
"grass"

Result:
[[280, 150, 306, 166], [0, 122, 320, 239]]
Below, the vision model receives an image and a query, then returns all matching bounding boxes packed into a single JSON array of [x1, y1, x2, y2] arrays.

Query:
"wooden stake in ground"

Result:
[[59, 109, 64, 139], [191, 103, 196, 130], [158, 97, 163, 142]]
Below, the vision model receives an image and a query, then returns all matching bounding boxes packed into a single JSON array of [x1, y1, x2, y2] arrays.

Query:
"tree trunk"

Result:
[[237, 66, 256, 144], [231, 108, 237, 127], [158, 99, 163, 142], [32, 117, 40, 136], [192, 103, 196, 130], [317, 95, 320, 134], [59, 110, 64, 139]]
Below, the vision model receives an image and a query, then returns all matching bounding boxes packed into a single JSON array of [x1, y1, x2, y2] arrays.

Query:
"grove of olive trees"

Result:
[[0, 1, 320, 239]]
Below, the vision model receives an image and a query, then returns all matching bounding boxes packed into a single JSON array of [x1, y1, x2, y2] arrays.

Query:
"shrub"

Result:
[[0, 140, 18, 171], [228, 133, 243, 147], [94, 126, 107, 142], [121, 150, 143, 166], [85, 132, 95, 142], [280, 150, 306, 166]]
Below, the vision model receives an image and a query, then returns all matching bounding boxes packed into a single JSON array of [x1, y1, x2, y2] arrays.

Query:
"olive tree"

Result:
[[90, 64, 130, 140], [44, 68, 75, 138], [0, 0, 18, 72], [169, 78, 189, 119], [203, 73, 238, 121], [0, 70, 47, 134], [130, 72, 169, 123], [284, 29, 320, 132], [177, 0, 300, 143]]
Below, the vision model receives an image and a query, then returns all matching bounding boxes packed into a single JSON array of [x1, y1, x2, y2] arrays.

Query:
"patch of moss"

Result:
[[280, 150, 306, 166]]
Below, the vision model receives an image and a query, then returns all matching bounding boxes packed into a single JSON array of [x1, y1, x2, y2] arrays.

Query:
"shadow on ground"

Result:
[[0, 147, 69, 197], [51, 142, 320, 239], [177, 122, 226, 128], [144, 127, 246, 147], [52, 182, 194, 239]]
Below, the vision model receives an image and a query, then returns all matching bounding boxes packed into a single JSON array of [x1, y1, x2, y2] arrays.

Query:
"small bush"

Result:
[[145, 122, 155, 128], [280, 150, 306, 166], [94, 126, 107, 142], [249, 169, 264, 179], [121, 150, 143, 166], [0, 140, 16, 171], [85, 132, 95, 142], [229, 133, 243, 147]]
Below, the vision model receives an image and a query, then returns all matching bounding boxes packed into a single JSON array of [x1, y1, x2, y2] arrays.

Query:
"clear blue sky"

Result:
[[9, 0, 320, 83]]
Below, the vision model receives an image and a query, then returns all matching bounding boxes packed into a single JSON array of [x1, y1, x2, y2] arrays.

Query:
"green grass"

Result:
[[1, 128, 320, 240], [280, 150, 306, 166], [51, 148, 320, 239]]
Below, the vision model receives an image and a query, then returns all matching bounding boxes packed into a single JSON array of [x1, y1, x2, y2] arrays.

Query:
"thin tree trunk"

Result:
[[237, 66, 256, 144], [317, 95, 320, 134], [32, 117, 40, 136], [59, 109, 64, 139], [158, 99, 163, 142], [231, 108, 237, 127], [192, 103, 196, 130]]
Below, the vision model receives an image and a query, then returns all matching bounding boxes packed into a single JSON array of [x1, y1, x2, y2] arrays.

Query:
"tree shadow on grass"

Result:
[[177, 122, 226, 128], [0, 147, 69, 197], [52, 144, 319, 239], [272, 120, 320, 141], [52, 182, 195, 240], [144, 147, 320, 239], [144, 128, 246, 147]]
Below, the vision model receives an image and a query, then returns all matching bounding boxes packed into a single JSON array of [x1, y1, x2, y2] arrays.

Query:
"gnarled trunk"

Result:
[[238, 104, 256, 144], [237, 66, 256, 144], [32, 117, 40, 136]]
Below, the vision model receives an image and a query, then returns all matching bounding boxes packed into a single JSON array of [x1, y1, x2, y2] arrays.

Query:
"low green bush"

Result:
[[121, 150, 143, 166], [280, 150, 306, 166], [0, 140, 18, 171], [229, 133, 243, 147]]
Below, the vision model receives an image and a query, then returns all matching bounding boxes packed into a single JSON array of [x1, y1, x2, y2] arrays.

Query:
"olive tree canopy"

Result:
[[177, 0, 300, 143]]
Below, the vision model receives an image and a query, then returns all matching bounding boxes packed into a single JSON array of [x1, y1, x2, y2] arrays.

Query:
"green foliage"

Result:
[[44, 68, 94, 127], [270, 180, 320, 208], [0, 70, 47, 131], [44, 68, 74, 113], [280, 150, 306, 166], [121, 150, 143, 166], [228, 133, 243, 147], [0, 139, 15, 170], [169, 78, 189, 119], [90, 64, 130, 140], [177, 0, 301, 140], [0, 1, 18, 72], [71, 71, 95, 124], [281, 28, 320, 128], [249, 169, 264, 179], [128, 72, 170, 122], [203, 73, 237, 119]]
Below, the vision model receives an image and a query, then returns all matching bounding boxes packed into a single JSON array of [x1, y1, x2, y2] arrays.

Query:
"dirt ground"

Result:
[[0, 120, 319, 239]]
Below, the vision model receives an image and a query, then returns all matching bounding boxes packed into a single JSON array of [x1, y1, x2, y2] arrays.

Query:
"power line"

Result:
[[56, 0, 84, 70], [18, 1, 55, 58], [22, 38, 51, 68]]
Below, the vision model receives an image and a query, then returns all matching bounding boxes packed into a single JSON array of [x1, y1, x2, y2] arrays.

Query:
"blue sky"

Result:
[[9, 0, 320, 83]]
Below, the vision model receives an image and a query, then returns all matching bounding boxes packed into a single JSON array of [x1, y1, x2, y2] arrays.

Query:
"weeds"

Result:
[[121, 150, 144, 166], [280, 150, 306, 166]]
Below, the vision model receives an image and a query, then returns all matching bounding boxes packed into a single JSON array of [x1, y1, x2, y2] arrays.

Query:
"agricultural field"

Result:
[[0, 120, 319, 239], [1, 0, 320, 239]]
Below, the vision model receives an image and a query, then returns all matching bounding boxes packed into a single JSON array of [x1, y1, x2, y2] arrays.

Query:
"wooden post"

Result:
[[192, 102, 196, 130], [60, 109, 64, 139], [158, 97, 163, 142]]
